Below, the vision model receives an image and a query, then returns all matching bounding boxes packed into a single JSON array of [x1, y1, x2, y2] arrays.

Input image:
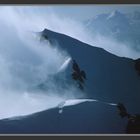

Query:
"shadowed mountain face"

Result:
[[41, 29, 140, 111], [135, 58, 140, 75], [0, 101, 125, 134], [0, 28, 140, 134]]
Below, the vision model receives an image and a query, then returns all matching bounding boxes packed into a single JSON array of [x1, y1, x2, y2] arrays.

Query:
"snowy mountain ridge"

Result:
[[0, 28, 139, 133], [40, 28, 140, 112], [85, 10, 140, 54]]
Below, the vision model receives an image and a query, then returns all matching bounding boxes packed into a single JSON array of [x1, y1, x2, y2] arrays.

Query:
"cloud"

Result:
[[0, 6, 85, 120], [8, 5, 139, 60]]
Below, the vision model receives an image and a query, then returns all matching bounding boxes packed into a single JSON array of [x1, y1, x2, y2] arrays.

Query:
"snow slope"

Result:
[[41, 28, 140, 114], [0, 100, 125, 134], [0, 28, 140, 133]]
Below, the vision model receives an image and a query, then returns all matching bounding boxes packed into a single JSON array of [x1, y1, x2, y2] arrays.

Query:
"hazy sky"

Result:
[[37, 5, 140, 21]]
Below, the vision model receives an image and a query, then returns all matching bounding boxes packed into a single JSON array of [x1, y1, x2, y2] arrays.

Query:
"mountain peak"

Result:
[[107, 10, 122, 20]]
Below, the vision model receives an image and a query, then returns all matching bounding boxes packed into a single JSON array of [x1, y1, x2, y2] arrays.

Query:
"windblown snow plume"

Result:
[[0, 7, 84, 120]]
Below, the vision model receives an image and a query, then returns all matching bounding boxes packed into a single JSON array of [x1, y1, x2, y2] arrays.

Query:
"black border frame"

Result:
[[0, 0, 140, 139]]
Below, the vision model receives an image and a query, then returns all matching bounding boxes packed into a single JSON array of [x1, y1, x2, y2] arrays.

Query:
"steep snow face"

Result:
[[42, 29, 140, 115]]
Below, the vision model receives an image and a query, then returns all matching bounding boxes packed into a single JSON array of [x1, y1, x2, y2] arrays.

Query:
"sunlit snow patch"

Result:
[[57, 98, 117, 114], [57, 99, 97, 114], [57, 57, 72, 73]]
